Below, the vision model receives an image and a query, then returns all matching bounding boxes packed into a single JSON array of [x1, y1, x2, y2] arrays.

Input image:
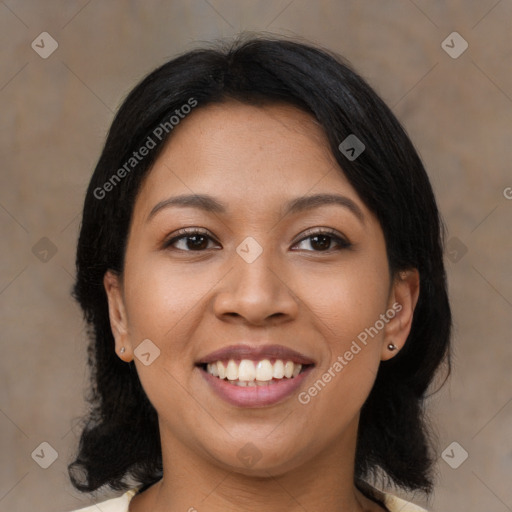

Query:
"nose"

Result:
[[213, 248, 299, 326]]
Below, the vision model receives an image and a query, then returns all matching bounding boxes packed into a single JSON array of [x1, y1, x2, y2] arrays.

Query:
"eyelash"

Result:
[[163, 227, 352, 253]]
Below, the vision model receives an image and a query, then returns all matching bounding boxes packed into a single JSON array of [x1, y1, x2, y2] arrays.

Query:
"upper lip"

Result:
[[196, 344, 316, 366]]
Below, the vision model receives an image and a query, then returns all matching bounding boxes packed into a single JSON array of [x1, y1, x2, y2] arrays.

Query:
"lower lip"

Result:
[[198, 366, 314, 408]]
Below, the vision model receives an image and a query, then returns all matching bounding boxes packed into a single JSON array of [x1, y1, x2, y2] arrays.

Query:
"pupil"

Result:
[[188, 235, 208, 250], [311, 235, 330, 251]]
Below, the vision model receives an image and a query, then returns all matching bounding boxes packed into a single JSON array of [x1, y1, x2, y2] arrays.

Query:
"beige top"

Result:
[[69, 486, 429, 512]]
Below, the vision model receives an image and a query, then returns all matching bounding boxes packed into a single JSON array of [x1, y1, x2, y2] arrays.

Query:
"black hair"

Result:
[[69, 34, 451, 496]]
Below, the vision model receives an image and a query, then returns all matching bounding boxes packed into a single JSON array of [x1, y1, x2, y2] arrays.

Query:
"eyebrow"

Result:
[[147, 192, 365, 224]]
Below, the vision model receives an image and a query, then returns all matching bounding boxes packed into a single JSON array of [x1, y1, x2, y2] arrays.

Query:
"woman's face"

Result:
[[104, 101, 418, 477]]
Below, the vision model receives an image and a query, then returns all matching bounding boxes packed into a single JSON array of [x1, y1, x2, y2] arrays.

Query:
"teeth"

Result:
[[256, 360, 273, 381], [273, 359, 284, 378], [205, 358, 303, 383], [284, 361, 294, 378], [208, 362, 219, 377], [226, 360, 238, 381], [238, 359, 256, 381], [217, 361, 225, 379], [234, 380, 270, 387]]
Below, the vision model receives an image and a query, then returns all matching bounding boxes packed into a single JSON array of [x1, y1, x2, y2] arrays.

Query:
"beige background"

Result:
[[1, 1, 511, 511]]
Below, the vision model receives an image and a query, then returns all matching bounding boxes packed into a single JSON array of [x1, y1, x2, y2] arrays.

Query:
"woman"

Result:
[[68, 35, 451, 512]]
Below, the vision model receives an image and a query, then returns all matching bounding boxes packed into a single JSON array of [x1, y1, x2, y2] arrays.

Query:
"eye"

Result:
[[163, 228, 220, 252], [292, 228, 352, 252], [163, 227, 352, 253]]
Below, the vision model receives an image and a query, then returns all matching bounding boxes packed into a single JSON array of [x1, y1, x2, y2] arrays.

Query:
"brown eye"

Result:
[[164, 229, 219, 251], [181, 234, 210, 251], [309, 234, 333, 251], [292, 229, 352, 252], [164, 228, 351, 253]]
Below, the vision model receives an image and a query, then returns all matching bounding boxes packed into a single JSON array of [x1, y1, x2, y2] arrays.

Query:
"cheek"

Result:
[[294, 246, 390, 410], [123, 255, 214, 341], [296, 249, 390, 350], [120, 256, 211, 417], [120, 255, 213, 402]]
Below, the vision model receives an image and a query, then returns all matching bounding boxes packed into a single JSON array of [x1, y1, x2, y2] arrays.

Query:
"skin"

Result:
[[104, 101, 420, 512]]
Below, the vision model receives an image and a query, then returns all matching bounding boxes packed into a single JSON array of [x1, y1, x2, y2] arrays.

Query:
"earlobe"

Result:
[[381, 269, 420, 361], [103, 270, 133, 362]]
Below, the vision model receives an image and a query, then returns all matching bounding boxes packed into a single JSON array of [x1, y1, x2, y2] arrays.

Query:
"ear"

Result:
[[103, 270, 133, 362], [381, 269, 420, 361]]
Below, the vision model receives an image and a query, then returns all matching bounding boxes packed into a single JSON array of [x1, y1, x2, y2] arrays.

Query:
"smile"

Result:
[[196, 344, 315, 407], [202, 358, 309, 386]]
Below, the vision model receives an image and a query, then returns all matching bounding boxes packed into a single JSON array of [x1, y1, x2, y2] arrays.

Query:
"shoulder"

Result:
[[359, 481, 429, 512], [67, 489, 138, 512], [383, 491, 429, 512]]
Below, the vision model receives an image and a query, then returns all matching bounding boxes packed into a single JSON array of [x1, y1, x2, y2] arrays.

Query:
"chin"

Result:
[[204, 441, 312, 479]]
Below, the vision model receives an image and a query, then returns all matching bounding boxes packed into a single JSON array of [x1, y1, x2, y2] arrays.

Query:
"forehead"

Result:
[[134, 101, 359, 216]]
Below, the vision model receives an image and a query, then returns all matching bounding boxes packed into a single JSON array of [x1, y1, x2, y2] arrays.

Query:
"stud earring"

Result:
[[387, 343, 397, 351], [120, 347, 126, 354]]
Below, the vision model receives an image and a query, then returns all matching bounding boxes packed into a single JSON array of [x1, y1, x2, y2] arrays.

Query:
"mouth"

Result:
[[195, 344, 315, 407], [196, 358, 313, 386]]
